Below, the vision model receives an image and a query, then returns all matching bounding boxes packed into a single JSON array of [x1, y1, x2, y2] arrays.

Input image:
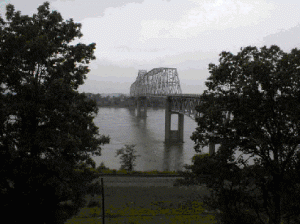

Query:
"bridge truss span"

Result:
[[130, 68, 182, 96], [169, 95, 202, 120]]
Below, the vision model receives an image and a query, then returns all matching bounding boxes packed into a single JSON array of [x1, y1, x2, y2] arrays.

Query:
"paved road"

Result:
[[96, 176, 185, 187]]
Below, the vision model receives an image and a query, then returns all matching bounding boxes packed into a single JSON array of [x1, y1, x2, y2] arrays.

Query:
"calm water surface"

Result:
[[92, 107, 210, 171]]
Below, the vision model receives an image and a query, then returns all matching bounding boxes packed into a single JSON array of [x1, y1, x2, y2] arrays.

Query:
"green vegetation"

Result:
[[190, 45, 300, 224], [115, 144, 140, 172], [67, 201, 215, 224], [0, 2, 109, 223], [65, 186, 215, 224]]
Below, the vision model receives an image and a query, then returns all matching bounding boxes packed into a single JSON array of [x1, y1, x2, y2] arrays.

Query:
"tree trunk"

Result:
[[270, 174, 281, 224]]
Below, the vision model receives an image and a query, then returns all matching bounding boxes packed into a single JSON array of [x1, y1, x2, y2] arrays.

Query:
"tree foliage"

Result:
[[116, 144, 140, 172], [0, 2, 109, 223], [191, 45, 300, 224]]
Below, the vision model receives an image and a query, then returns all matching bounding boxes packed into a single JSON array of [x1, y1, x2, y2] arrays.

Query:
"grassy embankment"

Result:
[[65, 168, 216, 224]]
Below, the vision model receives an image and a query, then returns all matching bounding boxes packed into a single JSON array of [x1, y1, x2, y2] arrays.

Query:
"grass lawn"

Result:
[[65, 185, 216, 224]]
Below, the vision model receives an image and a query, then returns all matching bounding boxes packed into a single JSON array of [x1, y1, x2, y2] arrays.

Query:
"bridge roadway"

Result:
[[133, 94, 203, 119], [136, 94, 202, 98]]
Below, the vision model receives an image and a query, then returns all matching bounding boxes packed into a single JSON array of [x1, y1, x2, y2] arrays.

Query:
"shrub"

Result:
[[115, 145, 140, 172]]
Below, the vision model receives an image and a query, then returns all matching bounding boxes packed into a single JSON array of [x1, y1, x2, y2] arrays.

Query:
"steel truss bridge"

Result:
[[130, 68, 202, 119], [130, 67, 215, 154]]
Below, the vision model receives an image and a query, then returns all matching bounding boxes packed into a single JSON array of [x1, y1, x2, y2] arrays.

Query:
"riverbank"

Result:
[[95, 175, 185, 187], [96, 172, 183, 177], [94, 173, 209, 187], [79, 167, 184, 176]]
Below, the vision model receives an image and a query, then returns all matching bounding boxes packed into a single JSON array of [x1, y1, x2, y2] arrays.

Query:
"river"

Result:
[[92, 107, 210, 172]]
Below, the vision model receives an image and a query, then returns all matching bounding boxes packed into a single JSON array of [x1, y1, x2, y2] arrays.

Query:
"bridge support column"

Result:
[[178, 113, 184, 142], [137, 96, 147, 117], [165, 98, 171, 142], [165, 97, 184, 143]]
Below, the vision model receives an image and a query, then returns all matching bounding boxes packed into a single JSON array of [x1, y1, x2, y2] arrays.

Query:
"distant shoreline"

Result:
[[97, 105, 164, 108], [96, 173, 183, 177]]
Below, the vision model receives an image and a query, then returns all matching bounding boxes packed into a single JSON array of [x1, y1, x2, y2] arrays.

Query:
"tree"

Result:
[[191, 45, 300, 224], [115, 144, 140, 172], [96, 161, 109, 172], [0, 2, 109, 223]]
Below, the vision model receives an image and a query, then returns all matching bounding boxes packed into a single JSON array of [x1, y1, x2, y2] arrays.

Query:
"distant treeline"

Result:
[[83, 93, 166, 108]]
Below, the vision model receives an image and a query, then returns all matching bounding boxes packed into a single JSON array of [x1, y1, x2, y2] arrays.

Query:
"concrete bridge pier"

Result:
[[165, 97, 184, 143], [137, 96, 147, 117]]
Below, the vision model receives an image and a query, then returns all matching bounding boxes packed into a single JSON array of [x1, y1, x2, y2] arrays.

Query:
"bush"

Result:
[[115, 145, 140, 172], [96, 162, 109, 173]]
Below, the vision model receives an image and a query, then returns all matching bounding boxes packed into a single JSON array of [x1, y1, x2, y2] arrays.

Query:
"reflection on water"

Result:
[[93, 107, 209, 172], [163, 142, 184, 171]]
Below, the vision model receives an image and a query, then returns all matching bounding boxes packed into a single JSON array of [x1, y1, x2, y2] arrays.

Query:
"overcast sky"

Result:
[[1, 0, 300, 94]]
